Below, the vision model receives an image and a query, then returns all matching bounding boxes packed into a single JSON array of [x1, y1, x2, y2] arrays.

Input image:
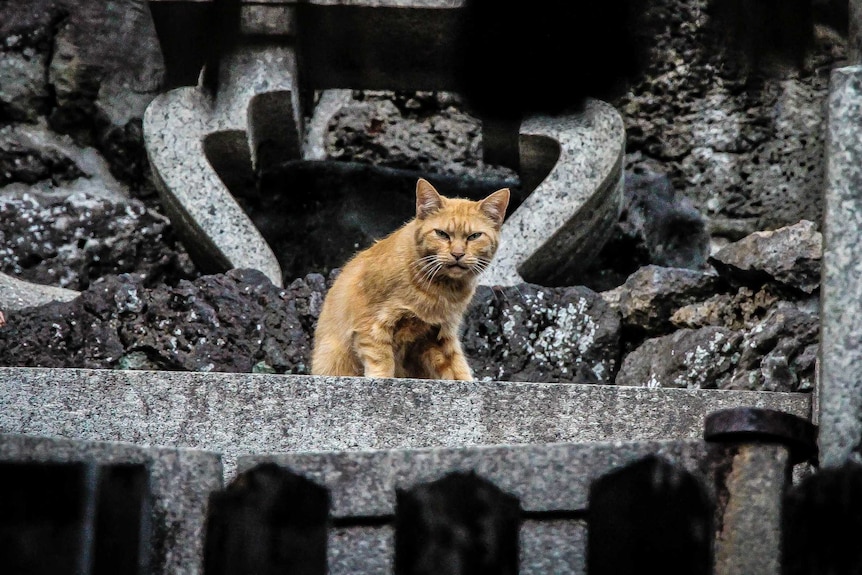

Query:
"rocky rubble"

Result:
[[0, 220, 820, 391], [0, 0, 835, 393]]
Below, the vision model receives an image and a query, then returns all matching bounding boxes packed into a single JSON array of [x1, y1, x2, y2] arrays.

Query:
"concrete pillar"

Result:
[[819, 65, 862, 467]]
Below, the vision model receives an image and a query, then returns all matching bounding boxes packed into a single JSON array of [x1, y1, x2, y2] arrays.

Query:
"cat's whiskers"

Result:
[[412, 255, 445, 288]]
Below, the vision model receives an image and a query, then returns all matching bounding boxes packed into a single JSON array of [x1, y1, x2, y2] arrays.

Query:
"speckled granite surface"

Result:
[[819, 65, 862, 467], [143, 45, 297, 286], [241, 440, 707, 575], [0, 367, 810, 480], [481, 100, 625, 286]]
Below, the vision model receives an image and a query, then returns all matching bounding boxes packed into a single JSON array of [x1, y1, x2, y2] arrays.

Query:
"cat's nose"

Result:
[[451, 251, 465, 260]]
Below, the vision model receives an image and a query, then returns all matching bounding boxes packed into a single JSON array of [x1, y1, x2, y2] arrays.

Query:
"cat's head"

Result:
[[412, 178, 509, 283]]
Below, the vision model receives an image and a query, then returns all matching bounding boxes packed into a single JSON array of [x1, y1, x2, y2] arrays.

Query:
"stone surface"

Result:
[[318, 90, 516, 182], [239, 441, 710, 517], [0, 367, 811, 480], [143, 44, 298, 286], [615, 0, 845, 237], [0, 189, 195, 291], [616, 326, 743, 389], [0, 271, 78, 312], [617, 265, 721, 335], [709, 220, 823, 294], [0, 432, 223, 575], [241, 441, 708, 574], [1, 0, 166, 197], [463, 284, 620, 384], [0, 268, 319, 372], [819, 65, 862, 467], [617, 298, 819, 394], [480, 100, 626, 287]]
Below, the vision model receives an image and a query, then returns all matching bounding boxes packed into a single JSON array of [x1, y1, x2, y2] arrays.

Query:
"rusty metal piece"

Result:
[[704, 407, 818, 464]]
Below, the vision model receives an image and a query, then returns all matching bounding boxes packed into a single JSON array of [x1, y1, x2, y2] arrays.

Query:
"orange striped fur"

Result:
[[311, 178, 509, 380]]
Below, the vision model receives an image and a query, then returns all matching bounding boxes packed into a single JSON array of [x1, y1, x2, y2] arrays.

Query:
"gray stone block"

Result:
[[238, 440, 709, 575], [238, 441, 710, 516], [0, 433, 222, 575], [820, 64, 862, 467], [0, 367, 811, 481]]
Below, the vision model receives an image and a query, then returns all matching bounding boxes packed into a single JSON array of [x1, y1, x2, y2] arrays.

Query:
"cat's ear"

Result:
[[416, 178, 444, 219], [479, 188, 510, 229]]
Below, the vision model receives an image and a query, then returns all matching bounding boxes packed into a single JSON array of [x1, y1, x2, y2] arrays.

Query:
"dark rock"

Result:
[[0, 139, 85, 186], [620, 165, 710, 270], [463, 284, 621, 384], [670, 285, 784, 330], [0, 269, 319, 373], [324, 91, 519, 183], [617, 265, 722, 335], [615, 326, 743, 389], [709, 219, 822, 294], [725, 305, 819, 392], [581, 164, 711, 292], [0, 191, 196, 290], [0, 0, 60, 122], [614, 0, 844, 235], [1, 0, 164, 201]]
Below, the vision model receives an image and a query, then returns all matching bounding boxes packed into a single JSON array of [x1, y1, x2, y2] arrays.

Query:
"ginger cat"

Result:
[[311, 178, 510, 380]]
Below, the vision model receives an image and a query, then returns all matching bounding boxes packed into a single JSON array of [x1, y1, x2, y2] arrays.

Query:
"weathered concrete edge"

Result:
[[0, 367, 811, 480]]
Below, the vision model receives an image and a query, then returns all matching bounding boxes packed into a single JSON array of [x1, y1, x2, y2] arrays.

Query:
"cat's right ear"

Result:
[[416, 178, 444, 219]]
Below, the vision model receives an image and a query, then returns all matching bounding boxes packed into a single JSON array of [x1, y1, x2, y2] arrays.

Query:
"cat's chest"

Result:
[[392, 313, 440, 344]]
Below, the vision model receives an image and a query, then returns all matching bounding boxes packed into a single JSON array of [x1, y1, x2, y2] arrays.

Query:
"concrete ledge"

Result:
[[0, 367, 811, 479]]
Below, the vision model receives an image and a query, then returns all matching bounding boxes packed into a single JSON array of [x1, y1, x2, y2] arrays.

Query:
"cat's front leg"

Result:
[[353, 329, 396, 378], [422, 338, 474, 381]]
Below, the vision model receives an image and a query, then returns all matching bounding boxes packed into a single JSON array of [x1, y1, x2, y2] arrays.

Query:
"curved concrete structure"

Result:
[[481, 100, 626, 287], [143, 0, 626, 290], [143, 45, 299, 287]]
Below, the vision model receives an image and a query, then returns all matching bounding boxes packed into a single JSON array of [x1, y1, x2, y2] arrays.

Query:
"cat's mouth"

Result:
[[447, 263, 469, 270]]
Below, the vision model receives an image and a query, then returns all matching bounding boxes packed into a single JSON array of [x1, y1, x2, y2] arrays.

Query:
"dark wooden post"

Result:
[[394, 471, 521, 575], [204, 462, 329, 575]]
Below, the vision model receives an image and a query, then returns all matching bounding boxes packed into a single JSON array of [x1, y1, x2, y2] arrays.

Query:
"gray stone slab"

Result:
[[238, 440, 710, 516], [819, 64, 862, 468], [330, 525, 393, 575], [0, 433, 222, 575], [240, 440, 708, 575], [521, 519, 586, 575], [0, 367, 810, 481]]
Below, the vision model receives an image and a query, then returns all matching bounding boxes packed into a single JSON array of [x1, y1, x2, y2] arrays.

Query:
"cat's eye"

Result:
[[467, 232, 483, 241], [434, 229, 450, 240]]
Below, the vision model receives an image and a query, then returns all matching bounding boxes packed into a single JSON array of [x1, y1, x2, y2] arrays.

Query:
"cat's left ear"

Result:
[[480, 188, 510, 229], [416, 178, 444, 219]]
